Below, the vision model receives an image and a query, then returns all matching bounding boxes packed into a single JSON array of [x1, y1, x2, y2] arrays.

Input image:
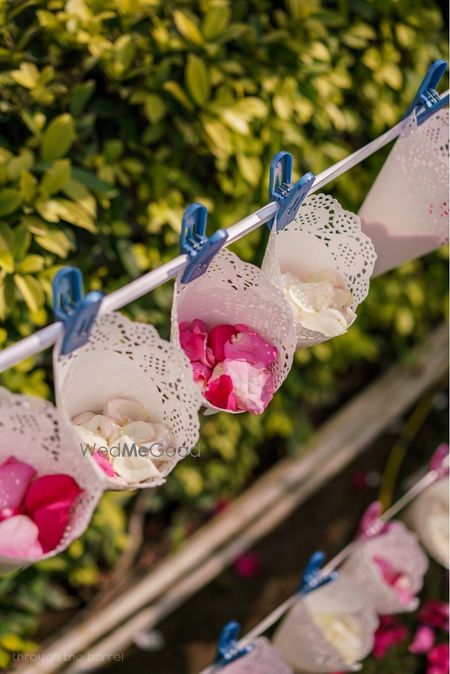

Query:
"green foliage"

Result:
[[0, 0, 447, 666]]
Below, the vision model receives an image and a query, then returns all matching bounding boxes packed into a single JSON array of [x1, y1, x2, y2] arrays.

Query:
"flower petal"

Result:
[[93, 450, 115, 477], [225, 325, 278, 367], [103, 398, 149, 424], [208, 324, 238, 362], [180, 320, 215, 367], [204, 374, 237, 411], [0, 457, 36, 511], [409, 625, 435, 654], [0, 515, 42, 559], [222, 359, 274, 413]]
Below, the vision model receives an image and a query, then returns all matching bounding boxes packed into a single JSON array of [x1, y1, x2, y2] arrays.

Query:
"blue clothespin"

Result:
[[180, 203, 228, 284], [298, 550, 338, 596], [268, 151, 315, 230], [404, 59, 449, 125], [214, 621, 254, 669], [53, 266, 103, 355]]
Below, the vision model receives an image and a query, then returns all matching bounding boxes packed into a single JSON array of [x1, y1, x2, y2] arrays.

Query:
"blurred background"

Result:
[[0, 1, 448, 672]]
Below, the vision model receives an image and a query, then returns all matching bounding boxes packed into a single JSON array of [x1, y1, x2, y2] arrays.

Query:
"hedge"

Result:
[[0, 0, 448, 666]]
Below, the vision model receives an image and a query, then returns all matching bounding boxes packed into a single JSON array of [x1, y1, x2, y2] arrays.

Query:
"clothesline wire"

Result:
[[198, 460, 447, 674], [0, 91, 448, 375]]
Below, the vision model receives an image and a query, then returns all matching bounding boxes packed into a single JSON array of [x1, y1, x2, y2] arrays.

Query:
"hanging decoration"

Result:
[[53, 312, 201, 490], [262, 154, 376, 348], [0, 388, 103, 574], [359, 108, 449, 276]]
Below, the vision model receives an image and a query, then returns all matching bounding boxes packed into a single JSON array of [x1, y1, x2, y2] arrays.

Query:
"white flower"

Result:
[[282, 269, 356, 338], [76, 426, 106, 449], [313, 612, 362, 665], [103, 398, 149, 424], [110, 436, 161, 482]]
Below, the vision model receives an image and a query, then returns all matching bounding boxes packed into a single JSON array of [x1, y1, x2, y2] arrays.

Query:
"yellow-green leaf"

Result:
[[7, 150, 33, 180], [14, 274, 44, 313], [36, 199, 62, 223], [0, 250, 14, 273], [203, 6, 230, 40], [53, 198, 96, 232], [36, 230, 73, 258], [20, 170, 37, 202], [40, 114, 76, 162], [10, 63, 40, 89], [144, 94, 167, 123], [16, 254, 45, 274], [62, 178, 96, 217], [173, 10, 204, 45], [185, 55, 210, 106], [40, 159, 71, 198], [163, 81, 194, 111], [12, 225, 31, 261], [0, 189, 21, 216], [236, 155, 262, 187]]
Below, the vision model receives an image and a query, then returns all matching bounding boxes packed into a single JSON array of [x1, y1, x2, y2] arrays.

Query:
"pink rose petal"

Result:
[[373, 616, 408, 658], [93, 450, 115, 477], [208, 324, 238, 362], [0, 457, 36, 510], [409, 625, 435, 654], [180, 320, 215, 367], [0, 515, 43, 559], [234, 552, 262, 579], [419, 600, 450, 632], [204, 374, 237, 411], [427, 643, 449, 674], [373, 555, 414, 605], [224, 324, 278, 367], [221, 359, 274, 413], [25, 475, 82, 553], [192, 361, 212, 389]]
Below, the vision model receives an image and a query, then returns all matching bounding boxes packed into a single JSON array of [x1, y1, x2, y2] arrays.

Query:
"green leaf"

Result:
[[70, 80, 95, 117], [20, 170, 37, 202], [236, 155, 262, 187], [14, 274, 44, 313], [35, 199, 60, 223], [0, 276, 15, 320], [7, 150, 33, 180], [185, 55, 210, 106], [40, 114, 76, 162], [203, 6, 231, 40], [0, 189, 22, 216], [62, 178, 96, 217], [70, 167, 116, 195], [144, 94, 167, 123], [35, 230, 73, 258], [173, 10, 204, 45], [0, 249, 14, 273], [40, 159, 71, 198], [12, 225, 31, 261], [10, 63, 40, 89], [52, 198, 96, 232], [163, 81, 194, 111], [16, 254, 45, 273]]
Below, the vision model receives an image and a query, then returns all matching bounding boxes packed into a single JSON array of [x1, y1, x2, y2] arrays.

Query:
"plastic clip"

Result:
[[268, 151, 315, 230], [214, 621, 253, 669], [180, 203, 228, 284], [299, 550, 338, 596], [53, 266, 103, 356], [404, 59, 449, 125]]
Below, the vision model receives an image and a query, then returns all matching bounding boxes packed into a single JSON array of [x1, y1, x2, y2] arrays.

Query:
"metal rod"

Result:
[[0, 93, 447, 374]]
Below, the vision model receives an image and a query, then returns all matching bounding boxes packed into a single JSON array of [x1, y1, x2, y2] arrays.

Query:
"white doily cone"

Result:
[[341, 521, 429, 615], [359, 108, 449, 275], [405, 478, 449, 569], [171, 249, 297, 414], [54, 312, 201, 490], [0, 387, 103, 574], [262, 194, 376, 348], [221, 637, 293, 673], [273, 574, 378, 672]]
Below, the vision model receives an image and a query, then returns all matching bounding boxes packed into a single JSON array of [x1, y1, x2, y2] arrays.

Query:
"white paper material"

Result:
[[359, 109, 449, 275], [54, 312, 201, 490], [405, 478, 449, 569], [221, 637, 293, 673], [0, 388, 103, 574]]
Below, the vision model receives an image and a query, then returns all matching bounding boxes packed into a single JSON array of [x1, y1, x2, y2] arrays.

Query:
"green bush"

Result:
[[0, 0, 447, 665]]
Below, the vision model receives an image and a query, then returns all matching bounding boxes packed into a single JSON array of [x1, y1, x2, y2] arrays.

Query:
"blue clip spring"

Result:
[[404, 59, 449, 125], [52, 266, 103, 356], [299, 550, 338, 596], [268, 151, 315, 231], [180, 203, 228, 284], [214, 621, 254, 669]]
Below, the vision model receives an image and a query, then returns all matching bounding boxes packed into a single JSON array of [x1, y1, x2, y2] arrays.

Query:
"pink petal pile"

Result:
[[179, 320, 278, 413], [0, 457, 82, 559]]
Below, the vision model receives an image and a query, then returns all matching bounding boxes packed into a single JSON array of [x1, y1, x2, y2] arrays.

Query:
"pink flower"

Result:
[[208, 324, 238, 362], [0, 457, 36, 511], [427, 644, 449, 674], [234, 552, 262, 579], [191, 361, 212, 388], [373, 555, 414, 605], [0, 515, 43, 558], [93, 450, 115, 477], [180, 320, 215, 367], [224, 324, 278, 368], [25, 474, 83, 553], [218, 359, 274, 413], [373, 616, 408, 658], [419, 600, 450, 632], [204, 374, 237, 411], [409, 625, 436, 654]]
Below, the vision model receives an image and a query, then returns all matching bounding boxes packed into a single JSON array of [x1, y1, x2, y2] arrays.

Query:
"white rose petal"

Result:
[[152, 423, 176, 449], [103, 398, 149, 424], [111, 436, 161, 482], [122, 421, 156, 444], [75, 426, 107, 449], [299, 307, 349, 337], [313, 612, 361, 665], [72, 411, 96, 426]]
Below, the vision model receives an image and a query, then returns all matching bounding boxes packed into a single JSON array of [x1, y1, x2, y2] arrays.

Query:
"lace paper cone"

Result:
[[405, 478, 449, 569], [262, 194, 376, 348], [341, 521, 429, 615], [0, 388, 103, 574], [221, 637, 293, 673], [171, 249, 297, 414], [273, 574, 378, 672], [54, 312, 201, 490], [359, 109, 449, 276]]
